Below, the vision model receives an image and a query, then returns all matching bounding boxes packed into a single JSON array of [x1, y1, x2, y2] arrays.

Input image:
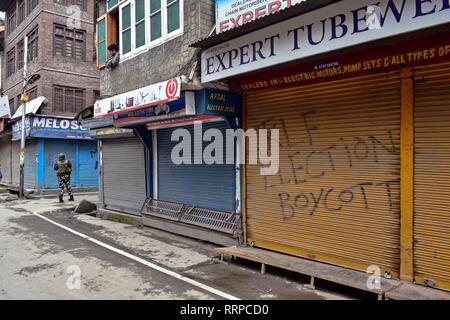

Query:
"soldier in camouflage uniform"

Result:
[[54, 153, 74, 203]]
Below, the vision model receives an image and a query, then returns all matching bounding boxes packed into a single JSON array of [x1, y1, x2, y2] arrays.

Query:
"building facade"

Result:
[[85, 0, 241, 245], [194, 0, 450, 292], [0, 0, 100, 189]]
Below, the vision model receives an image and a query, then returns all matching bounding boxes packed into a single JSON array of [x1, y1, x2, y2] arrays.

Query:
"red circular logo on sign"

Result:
[[166, 78, 179, 99]]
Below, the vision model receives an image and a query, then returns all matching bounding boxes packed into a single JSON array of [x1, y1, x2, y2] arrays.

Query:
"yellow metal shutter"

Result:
[[245, 71, 402, 276], [413, 63, 450, 291]]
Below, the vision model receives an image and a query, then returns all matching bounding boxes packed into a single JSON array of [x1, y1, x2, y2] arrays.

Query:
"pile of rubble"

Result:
[[0, 187, 19, 203]]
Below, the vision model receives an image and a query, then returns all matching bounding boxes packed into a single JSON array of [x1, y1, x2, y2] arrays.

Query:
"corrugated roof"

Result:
[[191, 0, 342, 49]]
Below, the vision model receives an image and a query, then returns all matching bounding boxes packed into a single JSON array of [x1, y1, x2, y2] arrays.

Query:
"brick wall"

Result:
[[2, 0, 99, 117], [100, 0, 215, 98]]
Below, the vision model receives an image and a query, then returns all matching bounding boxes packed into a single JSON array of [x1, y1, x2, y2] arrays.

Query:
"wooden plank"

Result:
[[216, 246, 390, 294], [385, 281, 450, 300], [400, 68, 415, 281], [216, 246, 450, 299]]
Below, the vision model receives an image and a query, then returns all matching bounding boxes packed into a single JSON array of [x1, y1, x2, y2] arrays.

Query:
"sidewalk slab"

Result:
[[3, 194, 100, 214]]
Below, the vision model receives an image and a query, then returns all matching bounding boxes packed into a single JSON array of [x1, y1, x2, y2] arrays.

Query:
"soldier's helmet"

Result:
[[58, 153, 66, 161]]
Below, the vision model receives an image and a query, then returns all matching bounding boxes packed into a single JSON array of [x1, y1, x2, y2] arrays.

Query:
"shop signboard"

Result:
[[215, 0, 306, 33], [94, 77, 181, 118], [195, 89, 242, 117], [113, 92, 196, 127], [13, 116, 91, 141], [202, 0, 450, 82]]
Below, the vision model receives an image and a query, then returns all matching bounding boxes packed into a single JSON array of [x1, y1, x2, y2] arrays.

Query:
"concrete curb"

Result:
[[97, 208, 144, 228], [27, 192, 99, 199]]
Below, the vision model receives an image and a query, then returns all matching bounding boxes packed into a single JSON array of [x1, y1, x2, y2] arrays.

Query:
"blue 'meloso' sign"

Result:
[[29, 116, 91, 140]]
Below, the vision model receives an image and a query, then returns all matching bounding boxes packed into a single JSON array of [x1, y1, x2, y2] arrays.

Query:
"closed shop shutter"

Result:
[[10, 140, 37, 187], [78, 140, 99, 187], [12, 141, 20, 186], [44, 139, 76, 188], [413, 63, 450, 291], [158, 121, 236, 212], [103, 137, 146, 215], [0, 137, 12, 184], [245, 72, 401, 276], [24, 140, 37, 188]]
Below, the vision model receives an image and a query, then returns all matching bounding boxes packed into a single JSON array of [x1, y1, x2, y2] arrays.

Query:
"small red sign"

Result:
[[166, 78, 179, 99]]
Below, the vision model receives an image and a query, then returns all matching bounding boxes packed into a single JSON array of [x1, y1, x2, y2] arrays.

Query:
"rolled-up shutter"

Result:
[[245, 72, 401, 276], [158, 121, 236, 212], [413, 63, 450, 291], [103, 137, 146, 215]]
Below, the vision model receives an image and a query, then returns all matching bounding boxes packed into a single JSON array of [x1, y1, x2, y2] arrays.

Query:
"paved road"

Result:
[[0, 197, 348, 300], [0, 202, 223, 299]]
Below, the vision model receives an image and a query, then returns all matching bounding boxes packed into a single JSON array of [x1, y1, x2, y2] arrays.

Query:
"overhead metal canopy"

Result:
[[190, 0, 342, 49]]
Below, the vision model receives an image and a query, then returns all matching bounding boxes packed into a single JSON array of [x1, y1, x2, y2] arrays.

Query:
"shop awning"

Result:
[[11, 96, 47, 121]]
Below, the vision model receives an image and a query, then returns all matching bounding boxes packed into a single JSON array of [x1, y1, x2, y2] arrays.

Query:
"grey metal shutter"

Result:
[[102, 137, 146, 215], [11, 141, 20, 186], [158, 121, 236, 212], [24, 140, 37, 188], [0, 137, 12, 184]]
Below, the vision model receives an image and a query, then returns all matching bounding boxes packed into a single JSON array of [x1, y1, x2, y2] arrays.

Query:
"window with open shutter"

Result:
[[97, 16, 107, 67]]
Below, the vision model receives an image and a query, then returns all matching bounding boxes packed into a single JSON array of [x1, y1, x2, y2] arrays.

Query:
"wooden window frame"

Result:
[[96, 11, 119, 69], [28, 26, 39, 62], [7, 48, 16, 77], [17, 40, 25, 70], [53, 85, 86, 113], [27, 0, 39, 15], [9, 98, 15, 114], [53, 24, 86, 61], [16, 94, 22, 111], [18, 0, 26, 25], [27, 87, 38, 100], [7, 3, 17, 35]]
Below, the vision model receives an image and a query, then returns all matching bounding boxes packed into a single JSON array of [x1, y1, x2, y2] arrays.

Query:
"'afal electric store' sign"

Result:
[[203, 0, 450, 82], [216, 0, 306, 33]]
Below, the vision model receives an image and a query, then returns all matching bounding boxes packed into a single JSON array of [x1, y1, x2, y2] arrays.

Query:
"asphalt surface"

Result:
[[0, 197, 351, 300]]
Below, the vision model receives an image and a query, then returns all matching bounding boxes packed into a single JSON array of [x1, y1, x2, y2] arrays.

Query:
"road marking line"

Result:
[[31, 211, 240, 300]]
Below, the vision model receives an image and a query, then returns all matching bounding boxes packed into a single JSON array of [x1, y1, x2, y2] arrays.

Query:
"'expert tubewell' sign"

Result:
[[202, 0, 450, 82], [216, 0, 306, 33]]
